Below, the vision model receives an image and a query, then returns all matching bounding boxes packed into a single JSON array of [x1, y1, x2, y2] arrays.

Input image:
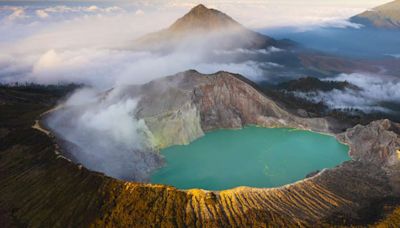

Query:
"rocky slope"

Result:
[[1, 78, 400, 226], [112, 70, 345, 149], [351, 0, 400, 29]]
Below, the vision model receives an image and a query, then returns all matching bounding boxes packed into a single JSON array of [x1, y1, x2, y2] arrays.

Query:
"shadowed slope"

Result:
[[351, 0, 400, 29]]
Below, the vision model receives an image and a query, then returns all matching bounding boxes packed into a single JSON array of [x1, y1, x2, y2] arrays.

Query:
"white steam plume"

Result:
[[46, 88, 160, 180]]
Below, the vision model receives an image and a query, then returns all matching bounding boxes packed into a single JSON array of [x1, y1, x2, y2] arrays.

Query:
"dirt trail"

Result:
[[31, 105, 62, 135]]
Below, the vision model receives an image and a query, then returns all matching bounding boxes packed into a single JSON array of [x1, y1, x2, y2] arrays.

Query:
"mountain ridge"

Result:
[[351, 0, 400, 29]]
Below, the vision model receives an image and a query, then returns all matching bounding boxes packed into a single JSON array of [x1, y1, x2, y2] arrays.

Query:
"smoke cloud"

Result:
[[46, 87, 161, 180]]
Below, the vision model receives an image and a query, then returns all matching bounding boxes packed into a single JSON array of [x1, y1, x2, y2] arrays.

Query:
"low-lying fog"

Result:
[[293, 73, 400, 114], [1, 0, 399, 180]]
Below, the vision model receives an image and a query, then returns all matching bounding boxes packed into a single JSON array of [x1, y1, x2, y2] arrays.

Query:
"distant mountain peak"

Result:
[[190, 4, 208, 13], [135, 4, 286, 51], [168, 4, 240, 32]]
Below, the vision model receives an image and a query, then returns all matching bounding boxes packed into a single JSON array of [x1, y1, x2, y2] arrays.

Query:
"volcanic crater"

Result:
[[39, 70, 400, 226]]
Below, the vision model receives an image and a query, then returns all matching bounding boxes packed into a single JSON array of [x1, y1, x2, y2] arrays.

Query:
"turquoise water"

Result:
[[151, 127, 349, 190]]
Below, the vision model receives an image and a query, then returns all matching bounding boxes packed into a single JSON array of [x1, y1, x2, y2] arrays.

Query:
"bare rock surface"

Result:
[[338, 119, 400, 196], [338, 119, 400, 166], [115, 70, 344, 149]]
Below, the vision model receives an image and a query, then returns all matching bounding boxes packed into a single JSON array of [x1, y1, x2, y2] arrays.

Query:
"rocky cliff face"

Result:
[[121, 70, 343, 149], [338, 119, 400, 195], [193, 72, 339, 133], [338, 119, 400, 166]]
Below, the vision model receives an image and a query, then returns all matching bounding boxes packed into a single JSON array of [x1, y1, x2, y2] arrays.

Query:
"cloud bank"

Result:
[[293, 73, 400, 113], [0, 1, 389, 87], [0, 2, 289, 87]]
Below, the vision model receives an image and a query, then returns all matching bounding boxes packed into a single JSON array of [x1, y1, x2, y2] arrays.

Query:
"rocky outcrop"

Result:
[[338, 119, 400, 195], [338, 119, 400, 166], [111, 72, 205, 147], [140, 102, 203, 148]]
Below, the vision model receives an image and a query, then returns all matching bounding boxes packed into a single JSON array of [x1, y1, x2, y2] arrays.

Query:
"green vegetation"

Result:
[[0, 84, 79, 128], [276, 77, 359, 92], [0, 82, 82, 97], [0, 85, 110, 227]]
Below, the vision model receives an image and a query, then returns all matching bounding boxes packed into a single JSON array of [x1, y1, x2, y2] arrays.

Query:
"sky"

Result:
[[165, 0, 392, 28], [0, 0, 393, 29]]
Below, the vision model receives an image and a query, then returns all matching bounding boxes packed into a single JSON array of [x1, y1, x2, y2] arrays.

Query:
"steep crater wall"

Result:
[[129, 70, 344, 149]]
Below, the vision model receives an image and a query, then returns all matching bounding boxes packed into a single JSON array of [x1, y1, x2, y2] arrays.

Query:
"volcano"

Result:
[[134, 4, 287, 51]]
